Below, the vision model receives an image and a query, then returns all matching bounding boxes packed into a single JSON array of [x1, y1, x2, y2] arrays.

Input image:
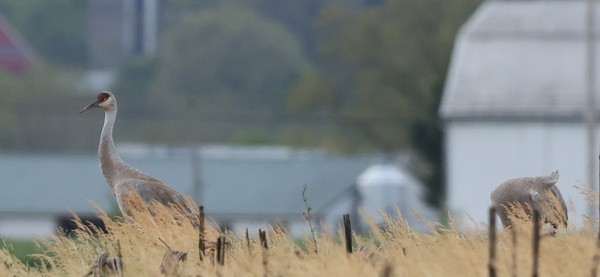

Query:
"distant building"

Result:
[[0, 145, 436, 238], [0, 13, 36, 74], [440, 1, 599, 228], [85, 0, 163, 90], [88, 0, 162, 69], [356, 163, 438, 232]]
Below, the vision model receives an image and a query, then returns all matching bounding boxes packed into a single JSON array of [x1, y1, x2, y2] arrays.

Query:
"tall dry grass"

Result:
[[1, 196, 599, 276]]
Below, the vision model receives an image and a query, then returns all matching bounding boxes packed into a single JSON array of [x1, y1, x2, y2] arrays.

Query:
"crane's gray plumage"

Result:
[[490, 170, 567, 229], [81, 91, 198, 224]]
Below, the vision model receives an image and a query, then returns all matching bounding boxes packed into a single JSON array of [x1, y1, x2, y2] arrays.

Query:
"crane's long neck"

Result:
[[99, 108, 126, 190]]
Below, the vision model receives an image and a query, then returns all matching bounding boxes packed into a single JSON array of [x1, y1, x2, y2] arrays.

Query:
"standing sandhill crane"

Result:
[[490, 170, 568, 229], [80, 91, 198, 224]]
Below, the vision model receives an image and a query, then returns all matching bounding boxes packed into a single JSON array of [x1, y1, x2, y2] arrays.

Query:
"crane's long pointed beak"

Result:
[[79, 99, 100, 113]]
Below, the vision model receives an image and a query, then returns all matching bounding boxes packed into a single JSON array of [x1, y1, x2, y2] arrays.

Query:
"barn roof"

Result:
[[0, 13, 36, 73], [440, 1, 600, 121]]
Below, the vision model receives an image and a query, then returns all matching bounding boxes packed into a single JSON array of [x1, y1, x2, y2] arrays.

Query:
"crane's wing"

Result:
[[141, 181, 197, 213], [540, 170, 567, 227], [549, 185, 568, 223], [116, 179, 198, 219], [529, 186, 568, 228]]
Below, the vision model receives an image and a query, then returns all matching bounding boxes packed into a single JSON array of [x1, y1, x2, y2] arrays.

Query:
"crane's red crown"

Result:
[[97, 92, 110, 102]]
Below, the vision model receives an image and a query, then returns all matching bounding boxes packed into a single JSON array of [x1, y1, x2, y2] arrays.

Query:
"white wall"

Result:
[[446, 121, 596, 228]]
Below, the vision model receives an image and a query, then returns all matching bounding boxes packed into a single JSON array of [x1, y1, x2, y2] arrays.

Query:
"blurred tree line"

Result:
[[0, 0, 480, 208]]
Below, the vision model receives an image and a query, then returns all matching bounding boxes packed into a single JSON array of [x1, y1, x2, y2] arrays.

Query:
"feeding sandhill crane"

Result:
[[80, 91, 198, 224], [490, 170, 568, 229]]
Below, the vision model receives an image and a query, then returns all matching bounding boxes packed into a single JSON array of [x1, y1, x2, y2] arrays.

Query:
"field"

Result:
[[1, 199, 599, 276]]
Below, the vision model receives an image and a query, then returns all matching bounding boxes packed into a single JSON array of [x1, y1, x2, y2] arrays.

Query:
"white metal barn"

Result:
[[440, 1, 600, 228]]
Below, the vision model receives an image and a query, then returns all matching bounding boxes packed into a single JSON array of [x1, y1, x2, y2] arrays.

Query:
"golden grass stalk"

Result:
[[0, 192, 598, 276]]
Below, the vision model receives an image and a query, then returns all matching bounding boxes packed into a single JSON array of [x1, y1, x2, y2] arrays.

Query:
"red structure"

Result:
[[0, 14, 35, 74]]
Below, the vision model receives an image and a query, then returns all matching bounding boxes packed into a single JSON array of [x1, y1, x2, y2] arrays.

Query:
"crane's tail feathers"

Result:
[[550, 170, 559, 180], [541, 170, 560, 188]]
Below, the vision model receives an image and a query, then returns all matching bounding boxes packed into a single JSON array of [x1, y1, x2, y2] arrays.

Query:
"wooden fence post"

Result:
[[532, 210, 541, 277], [216, 236, 225, 266], [343, 213, 353, 254], [198, 206, 206, 261], [245, 228, 252, 255], [259, 228, 268, 276], [489, 207, 497, 277], [259, 229, 268, 250]]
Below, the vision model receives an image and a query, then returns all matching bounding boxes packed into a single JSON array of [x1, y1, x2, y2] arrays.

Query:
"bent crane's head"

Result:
[[491, 170, 567, 229], [528, 187, 568, 228], [80, 91, 116, 113]]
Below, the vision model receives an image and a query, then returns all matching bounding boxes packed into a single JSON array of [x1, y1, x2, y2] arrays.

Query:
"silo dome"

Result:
[[357, 163, 408, 188], [356, 163, 409, 225]]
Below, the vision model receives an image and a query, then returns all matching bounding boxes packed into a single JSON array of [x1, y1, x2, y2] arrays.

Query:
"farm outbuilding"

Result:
[[0, 145, 436, 238], [356, 163, 437, 231], [440, 0, 600, 228]]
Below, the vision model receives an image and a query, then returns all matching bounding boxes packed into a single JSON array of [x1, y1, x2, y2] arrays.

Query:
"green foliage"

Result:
[[410, 74, 447, 208], [0, 65, 95, 151], [287, 0, 481, 207], [1, 238, 41, 266], [231, 131, 275, 145], [155, 3, 308, 111], [0, 0, 87, 66], [291, 0, 476, 147], [111, 57, 160, 117], [167, 0, 220, 12], [0, 1, 482, 209], [0, 70, 26, 147], [407, 1, 482, 209], [287, 69, 335, 113]]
